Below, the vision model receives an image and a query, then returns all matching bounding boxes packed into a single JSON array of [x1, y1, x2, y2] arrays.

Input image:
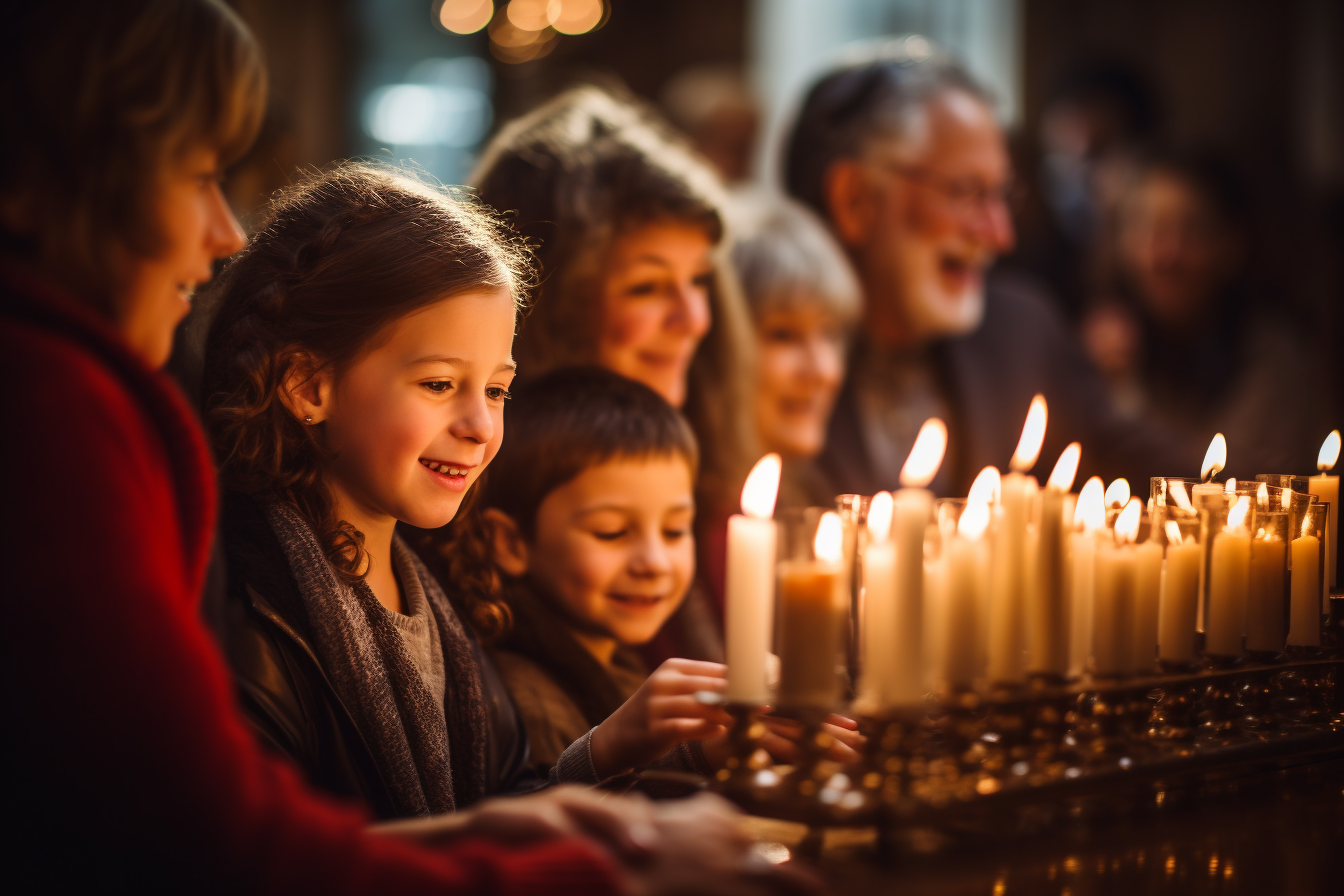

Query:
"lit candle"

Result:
[[1158, 520, 1201, 665], [1191, 433, 1229, 632], [1206, 495, 1251, 659], [1029, 442, 1079, 679], [1307, 430, 1339, 600], [1287, 512, 1321, 648], [1104, 477, 1131, 528], [1068, 477, 1105, 679], [936, 500, 991, 690], [776, 511, 845, 708], [1093, 498, 1141, 677], [724, 454, 781, 705], [1246, 483, 1288, 655], [1131, 515, 1163, 675], [856, 491, 896, 710], [989, 395, 1046, 686]]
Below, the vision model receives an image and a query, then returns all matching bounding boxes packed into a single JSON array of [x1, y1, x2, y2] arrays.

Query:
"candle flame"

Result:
[[968, 466, 1002, 505], [1225, 478, 1236, 495], [1227, 495, 1249, 530], [1104, 478, 1130, 509], [899, 417, 948, 488], [814, 511, 844, 564], [740, 453, 782, 520], [1009, 394, 1048, 472], [1319, 430, 1341, 472], [1074, 476, 1106, 532], [1280, 486, 1291, 511], [1200, 433, 1227, 482], [958, 501, 990, 540], [1047, 442, 1081, 491], [1257, 482, 1269, 509], [1115, 498, 1142, 543], [867, 491, 894, 543], [1169, 480, 1193, 512], [1164, 520, 1184, 546]]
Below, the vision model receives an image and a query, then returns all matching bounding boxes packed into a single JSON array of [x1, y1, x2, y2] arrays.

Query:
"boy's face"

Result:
[[754, 301, 847, 459], [526, 455, 696, 647]]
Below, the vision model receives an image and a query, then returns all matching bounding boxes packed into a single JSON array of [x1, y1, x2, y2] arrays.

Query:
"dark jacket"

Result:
[[206, 492, 536, 819], [821, 270, 1198, 497], [1, 261, 618, 894]]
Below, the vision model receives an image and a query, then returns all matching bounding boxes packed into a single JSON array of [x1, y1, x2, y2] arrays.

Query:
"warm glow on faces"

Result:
[[854, 89, 1014, 343], [118, 146, 245, 367], [318, 288, 517, 534], [753, 301, 847, 458], [596, 221, 714, 407], [526, 455, 696, 647]]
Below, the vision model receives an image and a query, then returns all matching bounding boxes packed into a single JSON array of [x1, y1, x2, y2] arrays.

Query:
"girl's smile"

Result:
[[418, 458, 478, 491]]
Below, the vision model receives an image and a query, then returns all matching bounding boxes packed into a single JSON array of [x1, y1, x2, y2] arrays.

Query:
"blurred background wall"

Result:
[[223, 0, 1341, 349]]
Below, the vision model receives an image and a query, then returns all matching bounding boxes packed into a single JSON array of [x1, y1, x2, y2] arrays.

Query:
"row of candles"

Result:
[[723, 402, 1341, 712]]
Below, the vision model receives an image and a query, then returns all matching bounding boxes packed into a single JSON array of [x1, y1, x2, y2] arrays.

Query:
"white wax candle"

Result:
[[724, 514, 776, 704], [1092, 540, 1134, 677], [858, 535, 898, 707], [1131, 539, 1162, 674], [1029, 486, 1069, 677], [890, 489, 932, 704], [1158, 541, 1201, 664], [1068, 532, 1097, 679], [988, 473, 1036, 684], [1206, 526, 1251, 658], [937, 525, 990, 690], [1247, 534, 1287, 653], [1287, 533, 1321, 647], [1307, 473, 1337, 596]]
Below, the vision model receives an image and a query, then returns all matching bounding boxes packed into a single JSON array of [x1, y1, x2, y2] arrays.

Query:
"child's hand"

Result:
[[589, 659, 733, 778]]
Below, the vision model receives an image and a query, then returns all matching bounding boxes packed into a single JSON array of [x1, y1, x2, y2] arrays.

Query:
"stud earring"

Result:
[[304, 416, 314, 424]]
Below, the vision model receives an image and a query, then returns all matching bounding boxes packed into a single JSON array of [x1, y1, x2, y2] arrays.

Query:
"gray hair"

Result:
[[728, 189, 861, 325], [782, 35, 992, 218]]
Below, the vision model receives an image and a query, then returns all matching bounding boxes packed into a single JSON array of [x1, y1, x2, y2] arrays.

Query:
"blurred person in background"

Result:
[[661, 63, 761, 185], [783, 38, 1193, 497], [728, 190, 861, 508], [1080, 152, 1326, 474], [0, 3, 810, 893], [472, 85, 758, 663]]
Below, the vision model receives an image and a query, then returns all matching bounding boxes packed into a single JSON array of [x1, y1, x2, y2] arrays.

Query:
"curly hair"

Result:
[[200, 161, 534, 585]]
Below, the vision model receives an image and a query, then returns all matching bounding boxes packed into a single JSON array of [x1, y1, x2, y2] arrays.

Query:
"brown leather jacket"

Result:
[[204, 493, 536, 819]]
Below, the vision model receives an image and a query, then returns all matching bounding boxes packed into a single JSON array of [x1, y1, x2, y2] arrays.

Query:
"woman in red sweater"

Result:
[[0, 2, 792, 893]]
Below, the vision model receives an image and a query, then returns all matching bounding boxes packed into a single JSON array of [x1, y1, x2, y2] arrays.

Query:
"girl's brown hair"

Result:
[[471, 85, 758, 516], [0, 0, 266, 314], [201, 162, 534, 580]]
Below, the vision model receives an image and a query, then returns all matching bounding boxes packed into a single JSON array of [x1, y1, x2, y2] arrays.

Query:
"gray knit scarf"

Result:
[[262, 500, 487, 816]]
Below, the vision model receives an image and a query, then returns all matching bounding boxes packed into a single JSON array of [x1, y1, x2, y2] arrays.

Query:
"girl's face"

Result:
[[526, 455, 696, 648], [754, 301, 847, 459], [595, 221, 714, 408], [120, 145, 246, 367], [316, 288, 517, 533]]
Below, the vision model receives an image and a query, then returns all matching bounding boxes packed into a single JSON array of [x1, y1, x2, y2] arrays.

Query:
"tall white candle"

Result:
[[1067, 476, 1105, 679], [1205, 496, 1251, 658], [1093, 498, 1141, 677], [1287, 527, 1321, 648], [889, 418, 946, 705], [1308, 430, 1339, 600], [1247, 485, 1287, 654], [989, 395, 1046, 685], [1158, 521, 1201, 664], [724, 454, 781, 705], [857, 492, 898, 709], [937, 501, 991, 690], [1030, 442, 1080, 679], [1131, 534, 1163, 674]]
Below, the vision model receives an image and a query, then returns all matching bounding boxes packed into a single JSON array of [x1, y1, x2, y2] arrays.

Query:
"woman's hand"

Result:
[[754, 712, 865, 764], [589, 659, 734, 779]]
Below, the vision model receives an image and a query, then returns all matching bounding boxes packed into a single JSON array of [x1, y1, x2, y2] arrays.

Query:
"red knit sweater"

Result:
[[0, 263, 623, 894]]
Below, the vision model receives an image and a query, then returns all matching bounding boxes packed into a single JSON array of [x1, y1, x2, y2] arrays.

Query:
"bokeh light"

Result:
[[437, 0, 492, 35], [488, 12, 557, 64], [506, 0, 554, 32], [549, 0, 604, 35]]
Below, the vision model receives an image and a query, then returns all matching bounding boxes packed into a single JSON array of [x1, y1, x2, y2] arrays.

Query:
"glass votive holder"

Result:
[[775, 507, 850, 711], [1246, 509, 1289, 658], [835, 494, 871, 684], [1196, 490, 1254, 662], [1150, 477, 1201, 537], [1286, 502, 1327, 651], [1157, 500, 1204, 670]]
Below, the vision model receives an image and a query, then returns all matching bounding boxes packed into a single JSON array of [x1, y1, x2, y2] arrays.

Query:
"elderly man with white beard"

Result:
[[783, 39, 1192, 496]]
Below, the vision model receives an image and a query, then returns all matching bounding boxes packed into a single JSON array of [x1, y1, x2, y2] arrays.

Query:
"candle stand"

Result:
[[710, 656, 1344, 852]]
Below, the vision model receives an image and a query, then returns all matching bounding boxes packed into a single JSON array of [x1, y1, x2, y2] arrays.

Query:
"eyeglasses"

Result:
[[881, 164, 1023, 215]]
